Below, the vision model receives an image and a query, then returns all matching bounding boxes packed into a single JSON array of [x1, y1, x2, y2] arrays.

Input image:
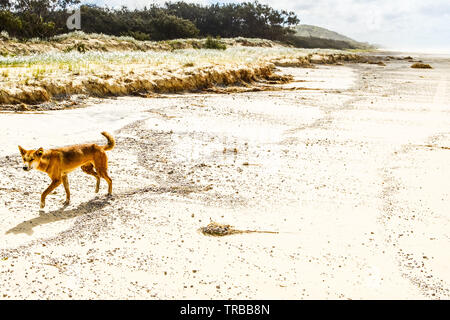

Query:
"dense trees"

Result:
[[0, 1, 299, 42], [0, 0, 80, 37], [1, 0, 80, 17], [79, 5, 199, 40], [165, 2, 299, 40]]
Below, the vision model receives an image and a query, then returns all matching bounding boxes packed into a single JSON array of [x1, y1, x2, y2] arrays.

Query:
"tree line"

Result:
[[0, 0, 300, 41]]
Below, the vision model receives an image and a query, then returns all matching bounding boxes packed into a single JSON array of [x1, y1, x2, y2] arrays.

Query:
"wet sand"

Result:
[[0, 52, 449, 299]]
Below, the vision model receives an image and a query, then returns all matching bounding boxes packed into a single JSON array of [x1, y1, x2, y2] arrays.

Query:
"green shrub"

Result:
[[0, 10, 23, 37], [204, 36, 226, 50], [63, 42, 88, 53], [148, 14, 199, 41], [125, 31, 151, 41]]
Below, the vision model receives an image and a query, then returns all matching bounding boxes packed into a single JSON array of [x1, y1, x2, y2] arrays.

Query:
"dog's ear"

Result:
[[18, 145, 26, 156], [36, 147, 44, 157]]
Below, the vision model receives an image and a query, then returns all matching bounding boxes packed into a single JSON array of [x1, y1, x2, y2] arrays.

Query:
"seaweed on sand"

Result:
[[200, 221, 278, 236], [411, 63, 432, 69]]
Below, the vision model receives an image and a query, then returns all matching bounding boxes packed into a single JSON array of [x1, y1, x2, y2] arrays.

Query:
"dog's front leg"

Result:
[[40, 178, 62, 209], [62, 175, 70, 206]]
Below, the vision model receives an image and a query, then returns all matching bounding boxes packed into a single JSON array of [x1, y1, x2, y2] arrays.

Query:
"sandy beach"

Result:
[[0, 51, 449, 299]]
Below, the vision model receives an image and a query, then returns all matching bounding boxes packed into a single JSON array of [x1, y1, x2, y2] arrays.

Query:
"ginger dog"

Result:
[[18, 132, 115, 208]]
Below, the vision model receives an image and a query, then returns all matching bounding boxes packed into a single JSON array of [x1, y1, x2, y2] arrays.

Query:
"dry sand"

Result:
[[0, 52, 449, 299]]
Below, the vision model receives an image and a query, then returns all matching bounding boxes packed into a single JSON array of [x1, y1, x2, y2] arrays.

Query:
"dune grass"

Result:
[[0, 35, 365, 105], [0, 46, 311, 84]]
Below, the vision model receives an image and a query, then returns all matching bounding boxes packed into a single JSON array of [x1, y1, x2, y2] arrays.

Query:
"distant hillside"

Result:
[[289, 24, 374, 50], [295, 25, 356, 42]]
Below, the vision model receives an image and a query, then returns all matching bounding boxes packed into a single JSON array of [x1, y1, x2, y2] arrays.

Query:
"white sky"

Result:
[[84, 0, 450, 51]]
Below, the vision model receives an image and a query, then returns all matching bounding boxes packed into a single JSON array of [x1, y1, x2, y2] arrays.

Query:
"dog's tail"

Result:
[[101, 132, 115, 151]]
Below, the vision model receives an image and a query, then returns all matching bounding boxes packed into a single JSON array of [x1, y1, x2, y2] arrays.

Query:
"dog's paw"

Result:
[[40, 200, 45, 209], [63, 200, 70, 206]]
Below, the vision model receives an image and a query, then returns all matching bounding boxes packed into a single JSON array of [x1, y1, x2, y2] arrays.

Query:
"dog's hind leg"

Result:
[[81, 163, 100, 193], [99, 170, 112, 195], [94, 153, 112, 195], [62, 175, 70, 206]]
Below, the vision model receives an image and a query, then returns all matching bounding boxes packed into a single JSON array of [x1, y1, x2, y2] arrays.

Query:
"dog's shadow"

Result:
[[5, 196, 111, 236]]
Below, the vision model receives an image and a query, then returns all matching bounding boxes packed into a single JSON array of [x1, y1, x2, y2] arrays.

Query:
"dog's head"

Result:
[[18, 146, 44, 171]]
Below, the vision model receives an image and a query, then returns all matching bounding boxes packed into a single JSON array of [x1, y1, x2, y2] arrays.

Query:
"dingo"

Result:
[[18, 132, 115, 208]]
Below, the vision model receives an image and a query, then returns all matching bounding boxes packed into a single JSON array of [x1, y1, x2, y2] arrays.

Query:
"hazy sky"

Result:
[[85, 0, 450, 51]]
